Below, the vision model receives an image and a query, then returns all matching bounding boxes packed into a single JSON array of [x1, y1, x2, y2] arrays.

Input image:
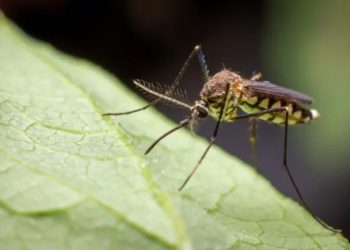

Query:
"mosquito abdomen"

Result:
[[239, 95, 320, 125]]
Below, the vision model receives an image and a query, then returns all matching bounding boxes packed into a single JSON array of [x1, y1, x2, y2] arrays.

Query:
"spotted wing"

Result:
[[243, 80, 314, 105]]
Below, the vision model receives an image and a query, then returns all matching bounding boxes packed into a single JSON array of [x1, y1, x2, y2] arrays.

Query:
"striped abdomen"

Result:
[[239, 95, 319, 125]]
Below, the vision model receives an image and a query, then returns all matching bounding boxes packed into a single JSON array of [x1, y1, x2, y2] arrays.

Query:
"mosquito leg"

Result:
[[167, 44, 209, 93], [280, 111, 340, 233], [234, 107, 288, 120], [235, 107, 340, 233], [178, 83, 230, 191], [144, 118, 191, 155], [194, 45, 210, 82], [103, 45, 209, 116], [178, 131, 217, 191], [248, 117, 258, 171]]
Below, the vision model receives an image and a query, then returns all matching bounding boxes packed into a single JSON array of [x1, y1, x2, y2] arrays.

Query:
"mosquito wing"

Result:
[[243, 80, 314, 105]]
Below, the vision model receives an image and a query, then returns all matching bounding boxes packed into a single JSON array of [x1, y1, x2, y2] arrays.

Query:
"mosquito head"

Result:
[[191, 100, 209, 119]]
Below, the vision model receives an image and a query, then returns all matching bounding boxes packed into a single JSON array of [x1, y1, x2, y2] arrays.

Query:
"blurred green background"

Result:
[[264, 0, 350, 170], [1, 0, 349, 237]]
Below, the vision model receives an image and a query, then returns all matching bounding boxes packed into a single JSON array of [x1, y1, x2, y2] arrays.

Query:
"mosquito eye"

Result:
[[196, 106, 208, 118]]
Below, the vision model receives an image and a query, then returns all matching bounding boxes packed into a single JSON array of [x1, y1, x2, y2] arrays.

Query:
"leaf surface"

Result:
[[0, 14, 348, 250]]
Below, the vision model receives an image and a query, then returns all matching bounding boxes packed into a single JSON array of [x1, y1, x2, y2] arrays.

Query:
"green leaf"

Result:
[[0, 13, 348, 250]]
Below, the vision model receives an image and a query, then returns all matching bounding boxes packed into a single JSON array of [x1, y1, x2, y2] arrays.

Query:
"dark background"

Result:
[[1, 0, 349, 238]]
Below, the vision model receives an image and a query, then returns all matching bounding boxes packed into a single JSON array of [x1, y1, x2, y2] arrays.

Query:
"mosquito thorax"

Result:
[[199, 69, 243, 121], [200, 70, 240, 100]]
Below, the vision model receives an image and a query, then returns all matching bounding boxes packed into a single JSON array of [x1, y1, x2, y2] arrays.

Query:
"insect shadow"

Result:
[[103, 45, 339, 233]]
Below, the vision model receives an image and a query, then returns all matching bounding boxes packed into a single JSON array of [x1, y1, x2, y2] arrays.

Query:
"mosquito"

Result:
[[103, 45, 339, 233]]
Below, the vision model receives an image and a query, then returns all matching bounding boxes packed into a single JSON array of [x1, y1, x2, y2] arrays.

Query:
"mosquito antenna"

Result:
[[133, 80, 192, 110], [145, 118, 191, 155], [103, 45, 208, 117], [281, 111, 340, 233]]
